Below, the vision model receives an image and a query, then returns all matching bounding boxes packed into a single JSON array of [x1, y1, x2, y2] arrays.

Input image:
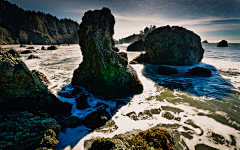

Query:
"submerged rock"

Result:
[[0, 111, 60, 150], [217, 40, 228, 47], [27, 54, 40, 59], [47, 45, 58, 50], [187, 67, 212, 77], [127, 39, 144, 51], [129, 53, 150, 64], [71, 7, 143, 98], [158, 66, 179, 75], [0, 49, 71, 116], [144, 25, 204, 65]]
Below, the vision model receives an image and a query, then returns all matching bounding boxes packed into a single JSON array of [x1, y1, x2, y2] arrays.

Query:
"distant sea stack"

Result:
[[71, 8, 143, 98], [217, 40, 228, 47], [202, 40, 208, 43], [144, 25, 204, 65]]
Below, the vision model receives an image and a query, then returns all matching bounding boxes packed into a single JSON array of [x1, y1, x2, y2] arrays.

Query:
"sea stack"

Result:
[[144, 25, 204, 65], [217, 40, 228, 47], [71, 8, 143, 98]]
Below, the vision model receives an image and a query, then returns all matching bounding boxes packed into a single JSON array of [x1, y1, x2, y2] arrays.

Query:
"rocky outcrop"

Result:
[[158, 66, 179, 75], [129, 53, 150, 64], [0, 49, 71, 116], [217, 40, 228, 47], [0, 111, 60, 150], [31, 70, 50, 87], [144, 25, 204, 65], [127, 39, 144, 51], [86, 128, 174, 150], [7, 49, 21, 58], [27, 54, 40, 59], [187, 67, 212, 77], [71, 7, 143, 98], [47, 45, 58, 50], [202, 40, 208, 43]]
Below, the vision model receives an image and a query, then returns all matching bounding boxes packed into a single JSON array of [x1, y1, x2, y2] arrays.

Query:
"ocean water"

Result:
[[5, 43, 240, 150]]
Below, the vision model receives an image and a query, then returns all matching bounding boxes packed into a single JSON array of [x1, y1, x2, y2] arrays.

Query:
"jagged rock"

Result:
[[32, 70, 50, 87], [0, 111, 60, 150], [75, 95, 91, 110], [27, 54, 40, 59], [158, 66, 179, 75], [0, 49, 71, 116], [144, 25, 204, 65], [82, 109, 111, 129], [20, 49, 36, 54], [202, 40, 208, 43], [187, 67, 212, 77], [127, 39, 144, 51], [7, 49, 21, 58], [47, 45, 58, 50], [71, 8, 143, 98], [217, 40, 228, 47], [129, 53, 150, 64]]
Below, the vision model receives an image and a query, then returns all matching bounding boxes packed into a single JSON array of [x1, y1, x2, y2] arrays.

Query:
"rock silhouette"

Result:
[[217, 40, 228, 47]]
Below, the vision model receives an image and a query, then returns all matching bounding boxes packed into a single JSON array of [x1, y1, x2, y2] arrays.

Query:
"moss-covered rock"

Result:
[[144, 25, 204, 65], [71, 8, 143, 98], [87, 128, 175, 150], [0, 111, 59, 150]]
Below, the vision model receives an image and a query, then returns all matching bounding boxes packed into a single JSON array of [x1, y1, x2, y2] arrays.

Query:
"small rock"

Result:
[[26, 46, 35, 49], [158, 66, 179, 75], [20, 44, 26, 47], [217, 40, 228, 47], [28, 54, 40, 59], [187, 67, 212, 77], [41, 46, 46, 50], [47, 45, 58, 50]]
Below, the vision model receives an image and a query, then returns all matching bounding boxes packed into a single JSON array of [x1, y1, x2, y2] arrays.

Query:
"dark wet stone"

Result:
[[82, 109, 111, 129], [217, 40, 228, 47], [20, 50, 36, 54], [41, 46, 46, 50], [187, 67, 212, 77], [144, 25, 204, 65], [20, 44, 26, 47], [26, 46, 35, 49], [47, 45, 58, 50], [28, 54, 40, 59], [158, 66, 179, 75], [75, 95, 91, 110]]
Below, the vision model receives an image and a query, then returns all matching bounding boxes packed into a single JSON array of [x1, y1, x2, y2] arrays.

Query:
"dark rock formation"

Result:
[[0, 49, 71, 116], [87, 128, 174, 150], [60, 116, 82, 130], [7, 49, 21, 58], [27, 54, 40, 59], [41, 46, 46, 50], [32, 70, 50, 87], [217, 40, 228, 47], [82, 109, 111, 129], [0, 111, 60, 150], [127, 39, 144, 51], [144, 25, 204, 65], [20, 50, 36, 54], [158, 66, 179, 75], [75, 95, 91, 110], [129, 53, 150, 64], [71, 7, 143, 98], [47, 45, 58, 50], [187, 67, 212, 77], [26, 46, 35, 49], [202, 40, 208, 43]]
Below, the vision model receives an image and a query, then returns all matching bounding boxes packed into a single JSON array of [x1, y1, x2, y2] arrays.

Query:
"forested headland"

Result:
[[0, 0, 79, 45]]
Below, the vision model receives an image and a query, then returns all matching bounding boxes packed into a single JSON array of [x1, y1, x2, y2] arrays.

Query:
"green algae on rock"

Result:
[[71, 8, 143, 98], [88, 128, 175, 150]]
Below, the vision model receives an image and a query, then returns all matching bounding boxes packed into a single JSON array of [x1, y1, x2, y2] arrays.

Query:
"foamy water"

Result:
[[5, 43, 240, 150]]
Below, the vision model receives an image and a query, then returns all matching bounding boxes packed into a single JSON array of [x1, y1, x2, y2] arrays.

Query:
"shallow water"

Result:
[[6, 43, 240, 150]]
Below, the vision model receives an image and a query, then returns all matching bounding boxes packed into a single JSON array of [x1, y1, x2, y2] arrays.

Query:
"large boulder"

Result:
[[144, 25, 204, 65], [217, 40, 228, 47], [0, 111, 60, 150], [158, 66, 179, 75], [0, 49, 71, 116], [127, 39, 144, 51], [71, 8, 143, 98]]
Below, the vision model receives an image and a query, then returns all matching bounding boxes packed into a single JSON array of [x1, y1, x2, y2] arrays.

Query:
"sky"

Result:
[[8, 0, 240, 43]]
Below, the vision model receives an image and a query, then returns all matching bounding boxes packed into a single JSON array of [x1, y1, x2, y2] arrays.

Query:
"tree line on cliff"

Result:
[[0, 0, 79, 45]]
